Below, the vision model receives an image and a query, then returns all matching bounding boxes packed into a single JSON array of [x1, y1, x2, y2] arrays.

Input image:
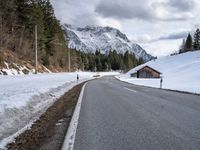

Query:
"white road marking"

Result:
[[62, 83, 87, 150], [124, 87, 137, 93]]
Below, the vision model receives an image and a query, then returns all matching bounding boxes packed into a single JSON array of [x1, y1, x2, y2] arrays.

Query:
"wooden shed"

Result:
[[130, 65, 161, 78]]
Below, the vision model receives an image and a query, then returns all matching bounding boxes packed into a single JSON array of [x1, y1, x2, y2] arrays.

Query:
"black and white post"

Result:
[[160, 76, 163, 89], [35, 25, 38, 74]]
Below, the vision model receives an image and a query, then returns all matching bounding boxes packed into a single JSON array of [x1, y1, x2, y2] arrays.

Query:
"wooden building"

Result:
[[130, 65, 161, 78]]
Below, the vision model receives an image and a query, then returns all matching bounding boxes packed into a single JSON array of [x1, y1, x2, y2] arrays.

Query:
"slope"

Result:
[[118, 51, 200, 93]]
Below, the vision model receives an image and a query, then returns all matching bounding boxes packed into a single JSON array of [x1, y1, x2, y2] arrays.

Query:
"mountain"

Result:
[[63, 24, 154, 61]]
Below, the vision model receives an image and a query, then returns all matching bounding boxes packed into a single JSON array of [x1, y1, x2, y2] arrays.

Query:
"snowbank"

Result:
[[118, 51, 200, 94], [0, 72, 118, 149]]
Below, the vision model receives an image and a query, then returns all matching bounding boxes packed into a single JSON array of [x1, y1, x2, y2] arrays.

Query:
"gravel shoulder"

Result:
[[7, 82, 85, 150]]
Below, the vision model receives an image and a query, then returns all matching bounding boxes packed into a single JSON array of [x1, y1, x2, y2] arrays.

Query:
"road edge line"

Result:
[[115, 76, 200, 96], [124, 87, 137, 93], [62, 83, 87, 150]]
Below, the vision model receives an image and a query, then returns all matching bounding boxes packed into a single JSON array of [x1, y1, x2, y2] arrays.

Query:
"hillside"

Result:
[[63, 24, 154, 61], [118, 51, 200, 94], [0, 1, 83, 74]]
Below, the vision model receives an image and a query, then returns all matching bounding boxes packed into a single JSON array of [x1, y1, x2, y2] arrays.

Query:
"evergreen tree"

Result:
[[112, 50, 120, 70], [193, 28, 200, 50], [184, 33, 193, 51], [138, 57, 144, 65], [82, 53, 89, 71], [123, 51, 134, 71], [88, 55, 95, 71], [95, 57, 102, 71], [132, 53, 137, 67], [179, 39, 186, 54]]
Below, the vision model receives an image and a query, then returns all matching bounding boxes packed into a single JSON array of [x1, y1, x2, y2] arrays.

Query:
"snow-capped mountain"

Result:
[[63, 24, 154, 61]]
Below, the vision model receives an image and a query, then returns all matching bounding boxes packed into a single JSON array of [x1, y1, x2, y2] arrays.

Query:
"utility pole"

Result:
[[35, 25, 38, 74], [68, 48, 71, 72], [66, 36, 71, 72], [0, 13, 3, 48]]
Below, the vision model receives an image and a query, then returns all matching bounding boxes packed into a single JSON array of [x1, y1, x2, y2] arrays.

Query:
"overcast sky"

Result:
[[51, 0, 200, 57]]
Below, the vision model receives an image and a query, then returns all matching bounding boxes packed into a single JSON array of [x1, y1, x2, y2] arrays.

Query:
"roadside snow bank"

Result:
[[0, 72, 118, 149], [117, 51, 200, 94]]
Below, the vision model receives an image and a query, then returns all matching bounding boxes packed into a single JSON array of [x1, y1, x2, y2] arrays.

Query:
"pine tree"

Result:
[[132, 53, 137, 67], [193, 28, 200, 50], [138, 57, 144, 65], [123, 51, 134, 71], [184, 33, 193, 52], [179, 39, 186, 54], [0, 0, 18, 49], [112, 50, 120, 70], [88, 55, 95, 71]]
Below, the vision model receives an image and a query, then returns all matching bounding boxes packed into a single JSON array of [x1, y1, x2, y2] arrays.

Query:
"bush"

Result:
[[0, 55, 3, 65], [42, 54, 49, 66]]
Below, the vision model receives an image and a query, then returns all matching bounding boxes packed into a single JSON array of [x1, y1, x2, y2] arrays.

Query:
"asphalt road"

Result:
[[74, 77, 200, 150]]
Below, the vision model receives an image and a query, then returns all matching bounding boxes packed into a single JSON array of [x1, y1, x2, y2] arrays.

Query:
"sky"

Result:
[[50, 0, 200, 57]]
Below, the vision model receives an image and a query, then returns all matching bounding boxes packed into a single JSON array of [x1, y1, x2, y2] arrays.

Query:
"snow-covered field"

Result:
[[117, 51, 200, 94], [0, 71, 119, 149]]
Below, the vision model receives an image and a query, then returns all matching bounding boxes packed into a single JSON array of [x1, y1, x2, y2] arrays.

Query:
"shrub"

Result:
[[0, 55, 3, 65]]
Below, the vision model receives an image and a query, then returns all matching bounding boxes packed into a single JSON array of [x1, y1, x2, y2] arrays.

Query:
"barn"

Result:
[[130, 65, 161, 78]]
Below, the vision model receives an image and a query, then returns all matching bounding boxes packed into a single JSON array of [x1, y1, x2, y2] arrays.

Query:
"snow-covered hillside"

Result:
[[118, 51, 200, 94], [63, 24, 154, 61], [0, 72, 119, 149]]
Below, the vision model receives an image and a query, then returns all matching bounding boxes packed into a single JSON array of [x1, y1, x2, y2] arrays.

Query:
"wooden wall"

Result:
[[130, 66, 160, 78]]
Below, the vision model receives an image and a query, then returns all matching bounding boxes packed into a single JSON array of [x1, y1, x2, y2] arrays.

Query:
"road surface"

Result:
[[74, 77, 200, 150]]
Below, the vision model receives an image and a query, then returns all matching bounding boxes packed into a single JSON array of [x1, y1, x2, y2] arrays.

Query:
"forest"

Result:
[[179, 28, 200, 54], [0, 0, 143, 72]]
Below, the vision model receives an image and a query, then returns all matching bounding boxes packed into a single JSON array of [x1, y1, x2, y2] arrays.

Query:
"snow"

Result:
[[0, 71, 119, 149], [117, 51, 200, 94], [0, 62, 36, 75]]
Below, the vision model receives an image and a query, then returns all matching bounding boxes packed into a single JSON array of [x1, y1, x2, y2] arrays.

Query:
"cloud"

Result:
[[168, 0, 196, 12], [51, 0, 101, 26], [132, 34, 154, 43], [95, 1, 154, 20], [158, 31, 188, 40], [96, 17, 122, 30], [132, 31, 188, 44], [95, 0, 195, 22], [51, 0, 200, 57], [141, 39, 182, 57]]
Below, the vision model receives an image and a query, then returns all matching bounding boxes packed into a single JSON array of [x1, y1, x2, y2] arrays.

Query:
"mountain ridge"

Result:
[[63, 24, 154, 61]]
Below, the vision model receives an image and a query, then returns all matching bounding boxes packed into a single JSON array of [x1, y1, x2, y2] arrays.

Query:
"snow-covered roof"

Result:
[[128, 64, 146, 74], [128, 64, 161, 74]]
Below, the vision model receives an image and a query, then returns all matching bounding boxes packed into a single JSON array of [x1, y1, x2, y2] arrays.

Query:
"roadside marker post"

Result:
[[160, 75, 163, 89]]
